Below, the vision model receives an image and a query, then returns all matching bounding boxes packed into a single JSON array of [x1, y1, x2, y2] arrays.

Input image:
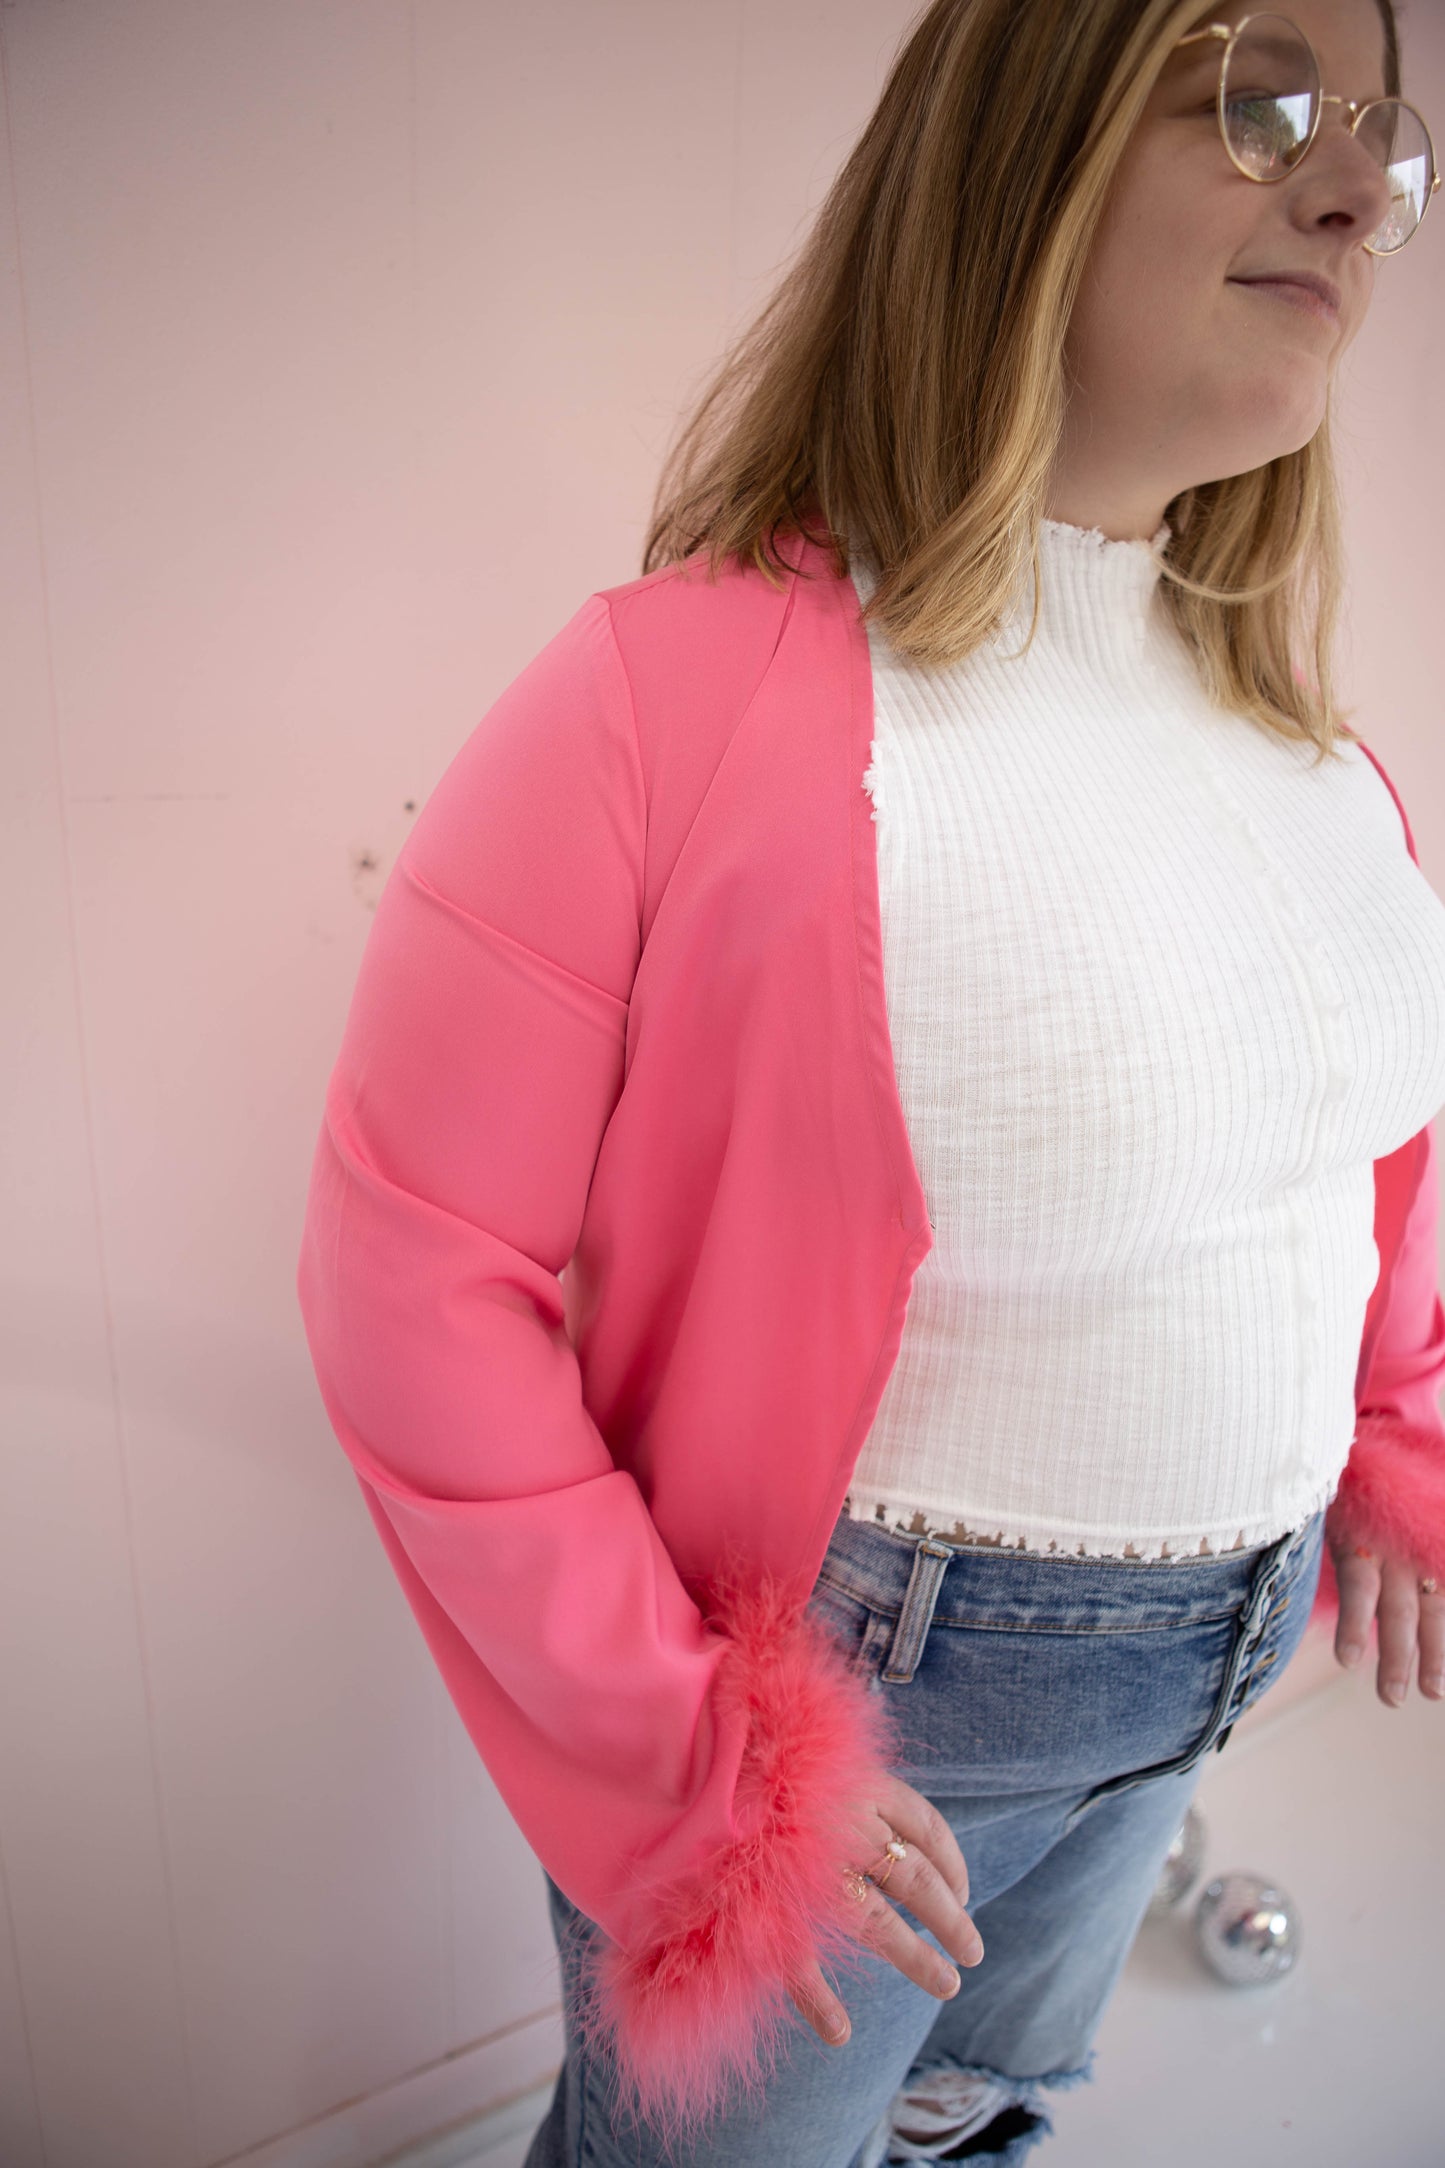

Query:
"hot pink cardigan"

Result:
[[296, 522, 1445, 2147]]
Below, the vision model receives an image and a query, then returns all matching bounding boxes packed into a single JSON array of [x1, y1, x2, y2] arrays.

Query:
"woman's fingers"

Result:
[[1419, 1580, 1445, 1699], [1372, 1555, 1421, 1705], [1332, 1544, 1445, 1704], [847, 1868, 973, 2003], [789, 1779, 989, 2050], [1332, 1544, 1380, 1672], [873, 1777, 985, 1971], [788, 1958, 852, 2045], [880, 1773, 973, 1906]]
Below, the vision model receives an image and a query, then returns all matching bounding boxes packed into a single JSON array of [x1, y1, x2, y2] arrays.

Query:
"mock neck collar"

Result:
[[1005, 515, 1173, 672], [847, 514, 1174, 677]]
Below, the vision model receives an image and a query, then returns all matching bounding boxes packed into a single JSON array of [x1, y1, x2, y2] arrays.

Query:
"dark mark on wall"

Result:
[[350, 847, 384, 913]]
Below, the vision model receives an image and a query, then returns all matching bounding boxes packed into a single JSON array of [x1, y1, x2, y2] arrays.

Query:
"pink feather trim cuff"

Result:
[[1315, 1410, 1445, 1619], [569, 1552, 907, 2153]]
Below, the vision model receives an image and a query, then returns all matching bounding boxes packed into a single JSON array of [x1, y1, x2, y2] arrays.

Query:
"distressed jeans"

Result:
[[524, 1500, 1327, 2168]]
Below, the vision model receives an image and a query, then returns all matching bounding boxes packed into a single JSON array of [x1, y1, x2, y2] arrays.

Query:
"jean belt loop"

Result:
[[880, 1538, 955, 1685]]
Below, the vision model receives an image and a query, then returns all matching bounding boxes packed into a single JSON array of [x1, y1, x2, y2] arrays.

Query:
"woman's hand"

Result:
[[1329, 1532, 1445, 1706], [787, 1773, 985, 2047]]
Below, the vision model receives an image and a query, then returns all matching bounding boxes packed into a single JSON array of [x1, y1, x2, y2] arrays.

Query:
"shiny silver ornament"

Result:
[[1193, 1871, 1301, 1985], [1146, 1801, 1206, 1916]]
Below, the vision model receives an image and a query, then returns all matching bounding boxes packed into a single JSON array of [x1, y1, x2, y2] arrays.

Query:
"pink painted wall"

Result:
[[1, 3, 1440, 2165]]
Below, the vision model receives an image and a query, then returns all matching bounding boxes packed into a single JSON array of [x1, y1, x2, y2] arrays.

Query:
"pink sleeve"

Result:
[[1325, 1115, 1445, 1594], [1360, 1117, 1445, 1437], [295, 592, 902, 2148], [1318, 738, 1445, 1602]]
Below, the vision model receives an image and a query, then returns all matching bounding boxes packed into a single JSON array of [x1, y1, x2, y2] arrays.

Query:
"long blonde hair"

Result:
[[641, 0, 1403, 765]]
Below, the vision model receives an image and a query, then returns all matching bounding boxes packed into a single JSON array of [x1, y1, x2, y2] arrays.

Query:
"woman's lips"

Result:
[[1230, 277, 1340, 325]]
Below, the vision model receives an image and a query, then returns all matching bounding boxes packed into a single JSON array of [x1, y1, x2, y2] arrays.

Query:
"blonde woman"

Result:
[[296, 1, 1445, 2162]]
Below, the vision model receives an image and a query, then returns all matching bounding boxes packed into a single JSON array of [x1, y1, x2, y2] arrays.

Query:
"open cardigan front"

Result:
[[296, 521, 1445, 2146]]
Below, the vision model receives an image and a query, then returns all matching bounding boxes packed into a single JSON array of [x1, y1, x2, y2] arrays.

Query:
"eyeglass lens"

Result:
[[1223, 11, 1433, 251]]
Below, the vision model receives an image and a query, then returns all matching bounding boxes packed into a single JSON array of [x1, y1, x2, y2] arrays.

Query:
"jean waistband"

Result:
[[814, 1505, 1325, 1633]]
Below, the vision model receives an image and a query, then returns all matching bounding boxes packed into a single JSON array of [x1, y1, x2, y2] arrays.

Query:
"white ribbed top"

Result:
[[845, 517, 1445, 1561]]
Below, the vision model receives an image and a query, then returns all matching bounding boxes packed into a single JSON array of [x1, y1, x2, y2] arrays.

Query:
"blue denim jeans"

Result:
[[525, 1501, 1327, 2168]]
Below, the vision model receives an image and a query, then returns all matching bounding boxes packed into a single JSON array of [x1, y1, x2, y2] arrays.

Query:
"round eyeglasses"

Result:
[[1174, 11, 1440, 254]]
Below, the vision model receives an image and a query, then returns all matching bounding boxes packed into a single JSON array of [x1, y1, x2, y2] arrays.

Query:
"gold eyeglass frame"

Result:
[[1175, 11, 1440, 254]]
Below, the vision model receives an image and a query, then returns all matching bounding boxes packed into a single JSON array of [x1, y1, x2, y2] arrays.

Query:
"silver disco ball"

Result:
[[1193, 1871, 1301, 1985], [1146, 1801, 1206, 1916]]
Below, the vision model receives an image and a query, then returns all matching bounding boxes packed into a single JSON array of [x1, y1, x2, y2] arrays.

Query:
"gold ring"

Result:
[[872, 1832, 908, 1888], [844, 1831, 910, 1899]]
